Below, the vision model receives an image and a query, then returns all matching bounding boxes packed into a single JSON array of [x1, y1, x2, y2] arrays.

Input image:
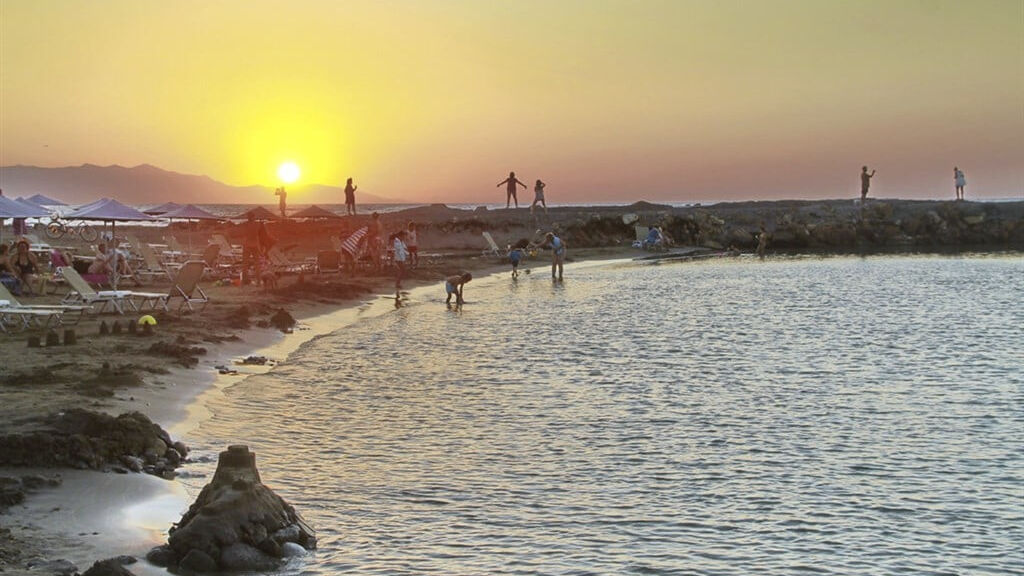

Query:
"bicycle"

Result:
[[34, 214, 99, 242]]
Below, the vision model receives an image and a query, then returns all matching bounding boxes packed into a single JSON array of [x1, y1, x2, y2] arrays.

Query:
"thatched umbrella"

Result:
[[232, 206, 282, 221], [144, 202, 183, 215], [160, 204, 224, 251], [291, 205, 343, 219]]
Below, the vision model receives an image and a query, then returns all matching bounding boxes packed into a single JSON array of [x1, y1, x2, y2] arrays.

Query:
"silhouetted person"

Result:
[[344, 177, 357, 215], [531, 179, 548, 215], [756, 225, 768, 260], [275, 186, 287, 218], [860, 166, 876, 202], [954, 167, 966, 201], [537, 232, 566, 281], [497, 171, 527, 208]]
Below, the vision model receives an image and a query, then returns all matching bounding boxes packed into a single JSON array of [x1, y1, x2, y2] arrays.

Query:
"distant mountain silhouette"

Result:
[[0, 164, 401, 205]]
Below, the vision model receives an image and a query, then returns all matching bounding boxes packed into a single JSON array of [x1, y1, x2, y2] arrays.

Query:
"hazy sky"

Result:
[[1, 0, 1021, 203]]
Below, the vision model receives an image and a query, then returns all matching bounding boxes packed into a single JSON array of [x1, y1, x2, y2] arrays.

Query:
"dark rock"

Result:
[[145, 545, 177, 567], [127, 320, 137, 334], [162, 445, 315, 572], [45, 330, 60, 346], [269, 309, 296, 332], [27, 335, 41, 348], [111, 321, 122, 335], [173, 441, 189, 457], [26, 558, 77, 575], [19, 474, 50, 490], [179, 549, 218, 573], [0, 410, 185, 480], [63, 328, 76, 345], [99, 321, 109, 336], [145, 341, 206, 367], [80, 557, 134, 576], [220, 542, 279, 571]]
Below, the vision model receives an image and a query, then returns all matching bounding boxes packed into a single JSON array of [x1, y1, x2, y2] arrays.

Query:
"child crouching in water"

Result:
[[445, 272, 472, 304]]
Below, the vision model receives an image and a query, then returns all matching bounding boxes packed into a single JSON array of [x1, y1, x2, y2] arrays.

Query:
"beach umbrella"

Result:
[[144, 201, 182, 215], [161, 204, 221, 221], [231, 206, 281, 221], [291, 204, 343, 219], [26, 193, 66, 206], [0, 196, 50, 241], [65, 198, 157, 287], [161, 204, 224, 251]]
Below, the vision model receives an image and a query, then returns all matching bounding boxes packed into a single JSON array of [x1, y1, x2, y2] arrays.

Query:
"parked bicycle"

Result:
[[34, 214, 99, 242]]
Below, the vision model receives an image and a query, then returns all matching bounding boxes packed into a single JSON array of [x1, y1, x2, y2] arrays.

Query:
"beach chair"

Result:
[[136, 241, 178, 281], [0, 283, 87, 325], [59, 267, 167, 314], [316, 250, 340, 273], [0, 306, 63, 333], [482, 232, 505, 257], [162, 261, 210, 313], [210, 234, 242, 261], [267, 246, 313, 273], [339, 227, 368, 270]]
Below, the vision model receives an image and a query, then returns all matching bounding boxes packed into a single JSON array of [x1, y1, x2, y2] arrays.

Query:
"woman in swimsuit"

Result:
[[12, 239, 40, 295], [0, 243, 23, 295]]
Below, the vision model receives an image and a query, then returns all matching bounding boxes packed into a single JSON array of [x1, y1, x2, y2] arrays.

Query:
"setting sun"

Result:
[[277, 162, 300, 184]]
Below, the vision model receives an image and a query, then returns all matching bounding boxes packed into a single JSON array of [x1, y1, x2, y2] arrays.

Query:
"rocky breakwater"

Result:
[[147, 445, 316, 572], [0, 409, 188, 479]]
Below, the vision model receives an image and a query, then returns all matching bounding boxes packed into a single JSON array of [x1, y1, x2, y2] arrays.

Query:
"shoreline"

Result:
[[1, 196, 1021, 572]]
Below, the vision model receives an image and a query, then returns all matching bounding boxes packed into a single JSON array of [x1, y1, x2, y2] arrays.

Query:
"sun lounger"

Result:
[[267, 246, 314, 273], [482, 231, 505, 257], [59, 267, 166, 314], [136, 241, 177, 281], [0, 284, 87, 324], [162, 261, 209, 313], [0, 306, 63, 333], [210, 234, 242, 261]]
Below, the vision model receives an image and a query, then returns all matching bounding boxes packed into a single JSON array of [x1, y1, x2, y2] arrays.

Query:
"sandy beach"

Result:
[[1, 199, 1022, 573]]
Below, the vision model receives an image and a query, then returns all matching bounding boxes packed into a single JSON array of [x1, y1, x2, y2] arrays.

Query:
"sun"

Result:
[[277, 161, 301, 184]]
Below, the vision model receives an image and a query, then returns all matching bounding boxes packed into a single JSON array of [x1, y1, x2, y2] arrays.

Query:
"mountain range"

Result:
[[0, 164, 400, 206]]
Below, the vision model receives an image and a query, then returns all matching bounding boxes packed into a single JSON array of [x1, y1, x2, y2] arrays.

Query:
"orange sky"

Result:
[[1, 0, 1021, 203]]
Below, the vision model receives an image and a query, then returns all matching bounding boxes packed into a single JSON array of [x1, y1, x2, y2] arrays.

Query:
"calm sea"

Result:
[[179, 254, 1023, 575]]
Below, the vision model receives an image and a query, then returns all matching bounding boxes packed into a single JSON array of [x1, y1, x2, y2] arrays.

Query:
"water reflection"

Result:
[[185, 255, 1023, 575]]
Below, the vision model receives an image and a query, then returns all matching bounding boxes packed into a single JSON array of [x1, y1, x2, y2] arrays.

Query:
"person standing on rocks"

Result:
[[860, 166, 876, 202], [954, 167, 966, 201], [497, 171, 527, 209], [531, 179, 548, 215], [344, 177, 358, 215], [275, 186, 287, 218]]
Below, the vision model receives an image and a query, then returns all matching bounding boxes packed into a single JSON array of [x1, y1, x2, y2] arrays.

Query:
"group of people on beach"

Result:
[[859, 165, 968, 202], [271, 177, 360, 218], [497, 171, 548, 214], [0, 238, 40, 296], [443, 230, 565, 306]]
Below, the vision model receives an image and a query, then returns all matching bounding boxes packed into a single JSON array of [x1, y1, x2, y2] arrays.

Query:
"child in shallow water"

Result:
[[445, 272, 472, 304]]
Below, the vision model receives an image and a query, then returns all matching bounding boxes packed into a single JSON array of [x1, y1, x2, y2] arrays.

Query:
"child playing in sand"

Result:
[[445, 272, 472, 304]]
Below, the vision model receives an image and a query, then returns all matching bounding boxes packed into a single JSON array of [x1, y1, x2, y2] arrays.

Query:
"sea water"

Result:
[[181, 254, 1023, 575]]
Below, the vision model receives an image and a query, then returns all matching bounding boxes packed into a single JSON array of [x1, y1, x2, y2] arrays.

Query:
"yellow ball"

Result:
[[138, 315, 157, 326]]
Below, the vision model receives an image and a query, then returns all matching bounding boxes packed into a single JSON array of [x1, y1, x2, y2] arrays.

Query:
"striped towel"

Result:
[[340, 227, 368, 257]]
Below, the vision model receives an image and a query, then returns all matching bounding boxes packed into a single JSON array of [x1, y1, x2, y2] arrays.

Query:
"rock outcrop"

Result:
[[147, 445, 316, 572], [0, 410, 187, 479]]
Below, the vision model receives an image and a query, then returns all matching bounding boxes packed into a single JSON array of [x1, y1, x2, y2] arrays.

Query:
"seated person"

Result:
[[0, 243, 23, 296], [88, 243, 116, 277], [643, 227, 664, 249], [11, 239, 40, 296]]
